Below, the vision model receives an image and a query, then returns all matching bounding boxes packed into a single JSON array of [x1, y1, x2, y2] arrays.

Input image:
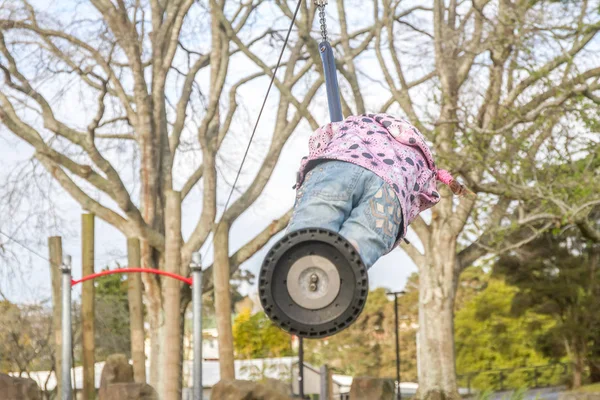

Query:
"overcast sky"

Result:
[[0, 0, 423, 305], [0, 132, 419, 304]]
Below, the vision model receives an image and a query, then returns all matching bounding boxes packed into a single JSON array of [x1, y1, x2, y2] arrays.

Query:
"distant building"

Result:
[[182, 328, 220, 361], [144, 328, 220, 364], [234, 292, 263, 315]]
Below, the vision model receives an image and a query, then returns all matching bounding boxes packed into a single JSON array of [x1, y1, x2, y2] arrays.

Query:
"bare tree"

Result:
[[3, 1, 599, 399], [240, 0, 600, 398], [0, 0, 288, 395], [361, 0, 600, 397], [0, 300, 54, 377], [0, 0, 376, 396]]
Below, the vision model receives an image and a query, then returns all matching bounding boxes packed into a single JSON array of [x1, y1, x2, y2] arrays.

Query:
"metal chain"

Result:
[[314, 0, 328, 43]]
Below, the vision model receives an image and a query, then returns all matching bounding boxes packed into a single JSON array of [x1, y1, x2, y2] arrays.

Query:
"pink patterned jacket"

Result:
[[295, 113, 446, 245]]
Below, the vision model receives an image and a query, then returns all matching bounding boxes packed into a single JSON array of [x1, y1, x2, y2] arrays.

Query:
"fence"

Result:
[[457, 362, 570, 393]]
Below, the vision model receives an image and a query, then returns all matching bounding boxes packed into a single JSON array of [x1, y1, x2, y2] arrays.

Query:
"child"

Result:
[[287, 113, 471, 268]]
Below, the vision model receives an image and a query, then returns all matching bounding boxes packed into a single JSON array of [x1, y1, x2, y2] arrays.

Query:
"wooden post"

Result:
[[163, 190, 182, 400], [48, 237, 63, 400], [127, 238, 146, 383], [81, 214, 95, 400], [320, 365, 328, 400]]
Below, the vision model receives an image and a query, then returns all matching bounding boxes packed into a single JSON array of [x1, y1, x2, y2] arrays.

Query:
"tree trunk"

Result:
[[162, 190, 183, 400], [127, 238, 146, 383], [573, 354, 584, 389], [148, 310, 161, 391], [574, 337, 587, 389], [179, 300, 188, 398], [213, 222, 235, 380], [48, 236, 63, 400], [143, 246, 162, 391], [81, 213, 96, 400], [138, 85, 163, 391], [417, 236, 460, 400], [589, 360, 600, 383], [589, 250, 599, 383], [565, 336, 587, 389]]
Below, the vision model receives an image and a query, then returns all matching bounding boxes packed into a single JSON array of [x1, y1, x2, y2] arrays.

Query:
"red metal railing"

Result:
[[70, 268, 194, 287]]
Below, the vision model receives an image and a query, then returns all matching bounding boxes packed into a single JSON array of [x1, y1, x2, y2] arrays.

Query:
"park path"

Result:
[[488, 387, 567, 400]]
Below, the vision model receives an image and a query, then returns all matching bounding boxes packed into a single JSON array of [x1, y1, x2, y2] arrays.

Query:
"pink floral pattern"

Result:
[[295, 113, 442, 241]]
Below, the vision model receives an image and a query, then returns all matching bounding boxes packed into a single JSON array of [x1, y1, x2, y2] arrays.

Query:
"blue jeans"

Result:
[[288, 160, 403, 268]]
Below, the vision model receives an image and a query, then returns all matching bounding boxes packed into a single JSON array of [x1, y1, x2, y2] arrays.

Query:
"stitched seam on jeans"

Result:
[[313, 162, 362, 201]]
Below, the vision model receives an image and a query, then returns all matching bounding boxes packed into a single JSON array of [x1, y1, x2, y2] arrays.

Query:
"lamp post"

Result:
[[299, 337, 305, 399], [387, 290, 406, 400]]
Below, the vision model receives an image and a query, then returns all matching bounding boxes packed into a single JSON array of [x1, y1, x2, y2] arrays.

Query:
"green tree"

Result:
[[233, 309, 293, 359], [301, 273, 494, 383], [95, 269, 131, 360], [454, 266, 489, 311], [304, 288, 417, 380], [455, 275, 559, 389], [305, 288, 390, 377], [495, 231, 600, 388]]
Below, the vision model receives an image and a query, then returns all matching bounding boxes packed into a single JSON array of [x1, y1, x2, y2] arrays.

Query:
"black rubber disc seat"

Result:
[[259, 228, 369, 339]]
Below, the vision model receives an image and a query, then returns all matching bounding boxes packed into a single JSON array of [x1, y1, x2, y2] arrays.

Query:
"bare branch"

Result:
[[222, 76, 323, 223], [577, 219, 600, 243], [95, 133, 137, 140], [460, 221, 554, 269], [201, 210, 292, 292], [213, 2, 319, 129], [374, 2, 428, 134], [181, 165, 204, 200], [400, 241, 426, 266], [504, 23, 600, 108], [457, 197, 512, 268], [410, 215, 431, 250], [35, 153, 127, 233], [0, 20, 137, 121]]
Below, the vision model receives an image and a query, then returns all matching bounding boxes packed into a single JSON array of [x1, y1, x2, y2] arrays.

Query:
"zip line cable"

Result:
[[0, 229, 50, 262], [1, 1, 305, 265]]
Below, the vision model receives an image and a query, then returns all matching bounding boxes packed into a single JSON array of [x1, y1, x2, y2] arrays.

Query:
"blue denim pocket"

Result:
[[304, 161, 363, 202]]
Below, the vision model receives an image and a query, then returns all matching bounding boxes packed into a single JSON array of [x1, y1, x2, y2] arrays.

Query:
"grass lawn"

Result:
[[571, 383, 600, 393]]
